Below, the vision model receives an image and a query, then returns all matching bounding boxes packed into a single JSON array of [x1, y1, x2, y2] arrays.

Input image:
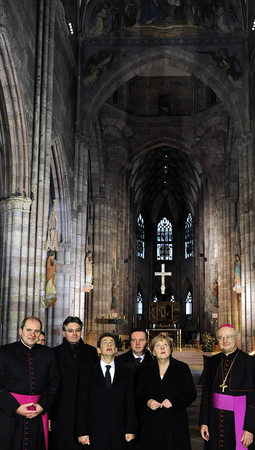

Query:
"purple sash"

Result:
[[11, 392, 48, 450], [211, 393, 246, 450]]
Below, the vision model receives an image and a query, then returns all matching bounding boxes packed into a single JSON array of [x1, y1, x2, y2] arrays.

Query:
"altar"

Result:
[[146, 328, 182, 352]]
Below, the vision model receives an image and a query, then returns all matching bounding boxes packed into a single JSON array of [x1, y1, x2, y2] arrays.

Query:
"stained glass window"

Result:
[[157, 217, 173, 260], [185, 291, 193, 315], [137, 213, 145, 258], [185, 213, 194, 259], [137, 289, 143, 320]]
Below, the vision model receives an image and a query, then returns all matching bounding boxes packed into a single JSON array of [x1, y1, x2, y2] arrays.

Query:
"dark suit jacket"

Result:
[[50, 338, 98, 449], [77, 359, 136, 450], [116, 349, 152, 374], [116, 348, 152, 449]]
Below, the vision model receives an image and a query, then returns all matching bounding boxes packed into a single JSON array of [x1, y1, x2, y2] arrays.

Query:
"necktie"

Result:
[[105, 365, 112, 389], [136, 357, 142, 366]]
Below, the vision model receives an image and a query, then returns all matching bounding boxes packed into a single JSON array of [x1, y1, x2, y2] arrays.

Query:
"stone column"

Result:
[[85, 197, 112, 345], [216, 196, 240, 330], [27, 0, 56, 323], [236, 133, 255, 351], [71, 135, 90, 320], [0, 197, 31, 344]]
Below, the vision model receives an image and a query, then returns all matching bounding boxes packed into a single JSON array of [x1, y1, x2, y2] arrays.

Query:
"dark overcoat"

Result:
[[117, 348, 152, 449], [50, 338, 98, 449], [0, 341, 59, 450], [116, 348, 152, 373], [136, 356, 197, 450], [199, 348, 255, 449], [76, 359, 137, 450]]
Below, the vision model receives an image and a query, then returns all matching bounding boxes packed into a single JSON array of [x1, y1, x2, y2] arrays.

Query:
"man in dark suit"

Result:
[[77, 332, 136, 449], [116, 329, 152, 371], [49, 316, 98, 449]]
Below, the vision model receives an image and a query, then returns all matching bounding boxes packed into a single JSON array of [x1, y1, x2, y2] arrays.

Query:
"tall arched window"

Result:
[[185, 213, 194, 259], [137, 289, 144, 320], [185, 290, 193, 315], [157, 217, 173, 260], [137, 213, 145, 258]]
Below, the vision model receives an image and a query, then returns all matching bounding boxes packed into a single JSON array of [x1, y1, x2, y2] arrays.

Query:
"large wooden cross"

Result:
[[154, 263, 172, 294]]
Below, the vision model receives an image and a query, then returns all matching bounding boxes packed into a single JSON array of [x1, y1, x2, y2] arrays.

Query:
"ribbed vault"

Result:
[[130, 145, 203, 217]]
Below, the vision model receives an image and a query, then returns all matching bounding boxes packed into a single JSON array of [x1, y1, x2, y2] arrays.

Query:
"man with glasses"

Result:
[[77, 332, 136, 449], [0, 317, 59, 450], [117, 329, 152, 371], [50, 316, 97, 449], [200, 324, 255, 449]]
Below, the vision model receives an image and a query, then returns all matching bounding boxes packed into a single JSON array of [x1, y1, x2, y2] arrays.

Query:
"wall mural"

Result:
[[83, 51, 115, 86], [86, 0, 241, 37], [198, 47, 243, 87]]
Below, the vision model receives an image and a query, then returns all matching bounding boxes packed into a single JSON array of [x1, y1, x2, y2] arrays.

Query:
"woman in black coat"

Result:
[[136, 333, 196, 450]]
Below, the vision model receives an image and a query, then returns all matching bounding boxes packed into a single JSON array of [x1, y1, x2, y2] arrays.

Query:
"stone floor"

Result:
[[172, 350, 205, 450]]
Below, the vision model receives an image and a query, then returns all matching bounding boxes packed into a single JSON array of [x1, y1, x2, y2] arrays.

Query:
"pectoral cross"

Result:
[[220, 381, 228, 393], [154, 263, 172, 294]]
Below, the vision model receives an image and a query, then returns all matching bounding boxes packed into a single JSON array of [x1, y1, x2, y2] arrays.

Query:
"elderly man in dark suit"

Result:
[[77, 332, 136, 450], [49, 316, 98, 449]]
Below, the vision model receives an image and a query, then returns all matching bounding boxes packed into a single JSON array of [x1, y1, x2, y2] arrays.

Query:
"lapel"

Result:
[[94, 361, 107, 387], [112, 358, 120, 389]]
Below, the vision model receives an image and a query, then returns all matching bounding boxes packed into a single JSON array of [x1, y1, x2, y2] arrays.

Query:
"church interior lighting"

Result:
[[68, 22, 74, 34]]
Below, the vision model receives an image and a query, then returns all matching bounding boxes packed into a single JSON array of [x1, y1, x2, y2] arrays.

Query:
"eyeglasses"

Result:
[[131, 339, 146, 343], [217, 334, 236, 341], [65, 328, 81, 333]]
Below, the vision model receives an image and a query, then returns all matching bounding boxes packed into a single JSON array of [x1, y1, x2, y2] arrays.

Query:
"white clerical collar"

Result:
[[224, 347, 238, 357], [21, 339, 33, 350]]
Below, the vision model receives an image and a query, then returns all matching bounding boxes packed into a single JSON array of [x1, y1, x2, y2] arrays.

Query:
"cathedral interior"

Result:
[[0, 0, 255, 351]]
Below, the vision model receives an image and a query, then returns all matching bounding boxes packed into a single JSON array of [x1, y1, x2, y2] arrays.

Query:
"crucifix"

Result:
[[154, 263, 172, 294]]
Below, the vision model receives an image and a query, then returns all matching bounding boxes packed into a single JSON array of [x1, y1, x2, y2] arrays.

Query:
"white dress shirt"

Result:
[[100, 359, 115, 383]]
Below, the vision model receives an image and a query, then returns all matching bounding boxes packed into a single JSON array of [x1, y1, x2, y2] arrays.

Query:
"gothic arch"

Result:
[[0, 33, 30, 198], [84, 48, 247, 134]]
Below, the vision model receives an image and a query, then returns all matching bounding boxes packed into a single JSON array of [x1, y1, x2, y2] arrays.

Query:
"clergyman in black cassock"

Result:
[[49, 316, 98, 449], [136, 333, 197, 450], [77, 333, 136, 450], [200, 324, 255, 449], [0, 317, 59, 450]]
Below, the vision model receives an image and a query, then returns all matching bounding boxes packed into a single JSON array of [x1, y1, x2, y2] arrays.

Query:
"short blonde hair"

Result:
[[150, 333, 173, 357]]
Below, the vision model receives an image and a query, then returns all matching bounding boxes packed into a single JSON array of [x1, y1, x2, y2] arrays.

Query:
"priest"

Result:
[[200, 324, 255, 449], [0, 317, 59, 450]]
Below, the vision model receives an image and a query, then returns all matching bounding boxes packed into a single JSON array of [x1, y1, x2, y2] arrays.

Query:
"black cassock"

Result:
[[199, 348, 255, 449], [136, 357, 197, 450], [50, 338, 98, 449], [0, 341, 59, 450], [76, 360, 136, 450]]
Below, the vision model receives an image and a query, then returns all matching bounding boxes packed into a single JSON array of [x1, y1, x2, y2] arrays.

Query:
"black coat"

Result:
[[0, 341, 59, 450], [77, 359, 137, 450], [50, 338, 98, 449], [117, 348, 153, 449], [136, 357, 197, 450], [199, 349, 255, 449]]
